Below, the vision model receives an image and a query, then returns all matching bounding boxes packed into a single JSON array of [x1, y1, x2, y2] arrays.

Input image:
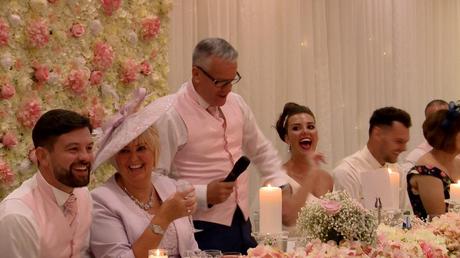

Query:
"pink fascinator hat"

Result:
[[92, 88, 174, 171]]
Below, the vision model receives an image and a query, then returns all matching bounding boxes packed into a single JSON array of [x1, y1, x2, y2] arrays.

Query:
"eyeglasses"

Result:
[[195, 65, 241, 87]]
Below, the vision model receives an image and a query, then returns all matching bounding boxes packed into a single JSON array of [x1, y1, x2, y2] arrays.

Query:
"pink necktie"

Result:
[[63, 194, 78, 226]]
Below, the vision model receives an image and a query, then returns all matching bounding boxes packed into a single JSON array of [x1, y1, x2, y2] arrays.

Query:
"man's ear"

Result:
[[35, 147, 49, 168], [192, 66, 200, 84]]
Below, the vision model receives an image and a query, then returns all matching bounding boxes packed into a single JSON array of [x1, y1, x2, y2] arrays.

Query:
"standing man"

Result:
[[0, 109, 94, 258], [156, 38, 308, 253], [332, 107, 411, 206]]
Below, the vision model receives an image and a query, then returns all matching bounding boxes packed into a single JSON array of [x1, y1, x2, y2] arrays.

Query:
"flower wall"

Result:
[[0, 0, 172, 199]]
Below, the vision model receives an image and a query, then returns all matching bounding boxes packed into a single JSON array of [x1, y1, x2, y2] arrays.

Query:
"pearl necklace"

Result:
[[122, 185, 155, 211]]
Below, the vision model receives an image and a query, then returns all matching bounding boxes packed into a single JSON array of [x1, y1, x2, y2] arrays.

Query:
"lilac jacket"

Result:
[[90, 173, 198, 258]]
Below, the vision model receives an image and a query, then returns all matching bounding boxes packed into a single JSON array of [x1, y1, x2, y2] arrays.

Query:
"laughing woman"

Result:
[[275, 102, 333, 230], [90, 90, 199, 258]]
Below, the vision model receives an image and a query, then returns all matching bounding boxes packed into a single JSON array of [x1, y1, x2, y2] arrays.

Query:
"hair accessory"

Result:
[[97, 88, 147, 149], [93, 89, 175, 171], [441, 101, 460, 130]]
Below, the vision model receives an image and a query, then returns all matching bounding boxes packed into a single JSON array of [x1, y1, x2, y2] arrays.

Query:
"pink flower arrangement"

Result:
[[140, 17, 161, 41], [33, 63, 49, 86], [0, 158, 15, 186], [93, 42, 114, 71], [70, 23, 85, 38], [0, 81, 15, 99], [320, 199, 342, 215], [0, 19, 10, 47], [101, 0, 122, 16], [87, 98, 105, 128], [2, 132, 18, 149], [90, 70, 104, 86], [139, 60, 151, 75], [16, 99, 42, 128], [247, 245, 287, 258], [65, 68, 90, 95], [119, 59, 139, 84], [27, 19, 49, 48]]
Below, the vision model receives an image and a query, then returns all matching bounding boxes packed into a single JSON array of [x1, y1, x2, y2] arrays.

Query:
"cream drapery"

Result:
[[167, 0, 460, 210]]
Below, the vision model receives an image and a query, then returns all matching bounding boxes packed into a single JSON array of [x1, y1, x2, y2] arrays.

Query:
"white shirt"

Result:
[[155, 82, 288, 209], [0, 174, 90, 258], [332, 145, 384, 202], [401, 141, 432, 171]]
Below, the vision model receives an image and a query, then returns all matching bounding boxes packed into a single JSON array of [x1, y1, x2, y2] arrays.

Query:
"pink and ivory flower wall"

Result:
[[0, 0, 172, 199]]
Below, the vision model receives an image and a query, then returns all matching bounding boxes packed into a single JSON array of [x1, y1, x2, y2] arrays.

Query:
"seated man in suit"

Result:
[[0, 109, 94, 258]]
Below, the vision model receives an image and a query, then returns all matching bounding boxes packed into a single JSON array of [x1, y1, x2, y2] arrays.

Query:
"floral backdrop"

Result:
[[0, 0, 172, 199]]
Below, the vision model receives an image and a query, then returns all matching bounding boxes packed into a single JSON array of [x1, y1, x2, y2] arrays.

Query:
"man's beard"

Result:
[[53, 161, 91, 188]]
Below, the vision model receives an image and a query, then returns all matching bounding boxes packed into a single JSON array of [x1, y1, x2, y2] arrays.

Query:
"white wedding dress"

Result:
[[283, 175, 320, 235]]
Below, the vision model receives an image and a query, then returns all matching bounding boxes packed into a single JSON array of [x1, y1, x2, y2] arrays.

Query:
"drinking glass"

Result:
[[202, 249, 222, 258], [177, 180, 203, 233]]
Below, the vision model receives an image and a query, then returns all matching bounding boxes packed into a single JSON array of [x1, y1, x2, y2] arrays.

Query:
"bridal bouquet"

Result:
[[296, 191, 377, 245]]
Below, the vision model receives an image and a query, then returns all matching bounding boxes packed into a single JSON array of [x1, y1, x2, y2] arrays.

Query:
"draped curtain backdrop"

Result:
[[168, 0, 460, 212]]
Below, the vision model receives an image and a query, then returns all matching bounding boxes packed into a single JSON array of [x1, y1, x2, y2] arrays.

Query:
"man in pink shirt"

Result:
[[156, 38, 309, 253], [0, 109, 94, 258]]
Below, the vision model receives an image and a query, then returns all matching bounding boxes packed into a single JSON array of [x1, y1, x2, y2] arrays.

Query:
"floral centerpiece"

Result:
[[296, 191, 378, 245], [428, 212, 460, 256], [0, 0, 172, 199]]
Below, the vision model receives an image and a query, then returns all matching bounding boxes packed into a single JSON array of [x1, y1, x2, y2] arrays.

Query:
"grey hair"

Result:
[[192, 38, 238, 70]]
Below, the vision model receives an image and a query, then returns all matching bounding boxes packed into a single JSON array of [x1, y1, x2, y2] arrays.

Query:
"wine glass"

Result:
[[177, 180, 203, 233]]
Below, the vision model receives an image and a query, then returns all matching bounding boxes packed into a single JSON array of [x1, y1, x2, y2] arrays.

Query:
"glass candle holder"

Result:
[[148, 249, 168, 258]]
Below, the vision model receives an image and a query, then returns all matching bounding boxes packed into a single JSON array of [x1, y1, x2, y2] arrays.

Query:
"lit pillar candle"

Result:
[[450, 180, 460, 203], [388, 168, 400, 210], [148, 249, 168, 258], [259, 185, 282, 234]]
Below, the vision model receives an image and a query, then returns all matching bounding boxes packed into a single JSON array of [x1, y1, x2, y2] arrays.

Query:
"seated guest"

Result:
[[333, 107, 411, 205], [90, 89, 199, 258], [275, 102, 333, 229], [402, 99, 448, 170], [400, 99, 448, 211], [0, 109, 94, 258], [407, 101, 460, 220]]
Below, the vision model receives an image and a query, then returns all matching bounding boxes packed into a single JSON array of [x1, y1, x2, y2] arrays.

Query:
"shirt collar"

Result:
[[363, 145, 384, 168], [188, 80, 213, 109]]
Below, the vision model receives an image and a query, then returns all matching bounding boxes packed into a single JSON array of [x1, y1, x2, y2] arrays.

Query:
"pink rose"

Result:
[[87, 98, 105, 128], [119, 59, 139, 84], [93, 42, 114, 71], [0, 19, 10, 47], [33, 64, 49, 84], [65, 68, 89, 95], [16, 99, 42, 128], [0, 82, 15, 99], [101, 0, 122, 16], [2, 132, 18, 148], [0, 158, 15, 186], [320, 200, 342, 215], [70, 23, 85, 38], [140, 17, 161, 41], [27, 19, 49, 48], [90, 70, 104, 86], [139, 60, 151, 75]]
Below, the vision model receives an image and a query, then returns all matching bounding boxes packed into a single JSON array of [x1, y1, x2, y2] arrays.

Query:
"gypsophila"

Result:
[[296, 191, 378, 245]]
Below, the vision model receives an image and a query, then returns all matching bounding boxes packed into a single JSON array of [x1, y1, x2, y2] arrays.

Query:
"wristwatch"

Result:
[[150, 223, 165, 235]]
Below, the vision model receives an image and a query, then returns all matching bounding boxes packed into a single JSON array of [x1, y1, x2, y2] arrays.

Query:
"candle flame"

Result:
[[388, 168, 393, 174], [266, 184, 272, 187]]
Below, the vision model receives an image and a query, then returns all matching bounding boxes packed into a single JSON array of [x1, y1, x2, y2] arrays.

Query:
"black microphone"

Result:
[[222, 156, 251, 182]]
